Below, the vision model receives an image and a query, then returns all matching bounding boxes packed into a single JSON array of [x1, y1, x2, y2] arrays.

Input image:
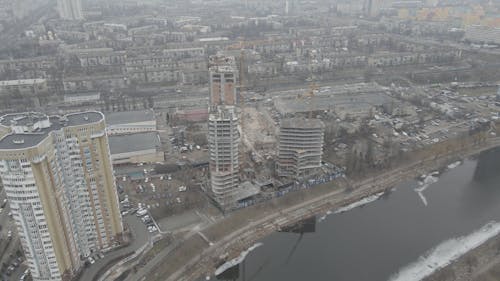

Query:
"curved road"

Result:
[[79, 215, 150, 281]]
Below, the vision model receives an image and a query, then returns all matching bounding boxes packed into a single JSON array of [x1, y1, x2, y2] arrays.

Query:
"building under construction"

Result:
[[209, 55, 238, 109], [278, 118, 325, 179], [208, 106, 241, 207]]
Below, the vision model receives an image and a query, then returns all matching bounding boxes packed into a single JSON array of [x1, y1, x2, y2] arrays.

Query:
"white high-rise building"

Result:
[[0, 112, 123, 281], [56, 0, 83, 20]]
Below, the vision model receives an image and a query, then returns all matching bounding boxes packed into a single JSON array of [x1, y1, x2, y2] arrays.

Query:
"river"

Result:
[[212, 147, 500, 281]]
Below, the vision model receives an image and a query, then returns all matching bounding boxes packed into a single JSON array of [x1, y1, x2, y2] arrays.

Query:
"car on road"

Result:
[[6, 265, 14, 275], [136, 209, 148, 217], [88, 257, 95, 264]]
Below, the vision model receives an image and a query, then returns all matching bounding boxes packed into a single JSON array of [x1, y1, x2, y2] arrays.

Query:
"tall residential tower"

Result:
[[0, 112, 122, 281]]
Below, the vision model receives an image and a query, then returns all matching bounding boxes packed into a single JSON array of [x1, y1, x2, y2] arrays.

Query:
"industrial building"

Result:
[[0, 112, 123, 281], [105, 109, 156, 135], [108, 132, 163, 164], [208, 106, 241, 207], [278, 118, 325, 179]]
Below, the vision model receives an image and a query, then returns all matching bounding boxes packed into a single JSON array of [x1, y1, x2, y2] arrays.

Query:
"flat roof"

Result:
[[0, 79, 46, 86], [108, 132, 160, 154], [281, 118, 325, 129], [105, 110, 155, 126], [0, 112, 104, 150], [0, 133, 49, 150], [274, 92, 392, 114]]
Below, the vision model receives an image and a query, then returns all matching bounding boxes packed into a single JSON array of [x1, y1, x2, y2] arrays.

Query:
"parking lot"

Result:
[[116, 165, 219, 233]]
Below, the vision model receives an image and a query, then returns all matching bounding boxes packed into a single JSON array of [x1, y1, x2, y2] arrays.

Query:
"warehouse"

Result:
[[108, 132, 163, 164]]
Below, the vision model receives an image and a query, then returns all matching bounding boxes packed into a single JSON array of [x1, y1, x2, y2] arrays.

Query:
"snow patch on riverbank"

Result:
[[333, 192, 385, 214], [447, 161, 462, 170], [389, 221, 500, 281], [415, 174, 439, 206], [214, 243, 264, 276]]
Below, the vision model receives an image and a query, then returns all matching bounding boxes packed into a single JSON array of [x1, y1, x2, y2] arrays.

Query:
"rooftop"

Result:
[[209, 106, 238, 121], [0, 134, 50, 150], [108, 132, 160, 154], [0, 112, 104, 150], [274, 92, 392, 114], [0, 79, 46, 87], [280, 118, 325, 129], [105, 110, 155, 126]]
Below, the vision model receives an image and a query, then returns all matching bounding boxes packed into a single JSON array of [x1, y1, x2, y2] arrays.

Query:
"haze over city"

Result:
[[0, 0, 499, 281]]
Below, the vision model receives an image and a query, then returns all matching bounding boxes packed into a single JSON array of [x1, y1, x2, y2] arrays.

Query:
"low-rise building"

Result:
[[64, 92, 101, 104], [108, 132, 163, 164], [62, 74, 127, 92], [0, 79, 48, 96], [464, 25, 500, 44], [105, 109, 156, 135]]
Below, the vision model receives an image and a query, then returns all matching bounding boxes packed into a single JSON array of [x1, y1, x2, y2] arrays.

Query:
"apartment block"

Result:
[[278, 118, 325, 179], [0, 112, 123, 281]]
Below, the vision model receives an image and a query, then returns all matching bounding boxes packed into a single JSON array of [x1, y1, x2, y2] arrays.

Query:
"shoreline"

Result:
[[423, 231, 500, 281], [139, 138, 500, 281]]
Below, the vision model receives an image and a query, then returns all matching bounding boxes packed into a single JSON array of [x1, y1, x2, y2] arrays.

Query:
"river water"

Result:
[[213, 147, 500, 281]]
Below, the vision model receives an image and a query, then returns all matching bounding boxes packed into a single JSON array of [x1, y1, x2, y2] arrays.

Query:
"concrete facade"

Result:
[[108, 132, 163, 164], [0, 112, 123, 281], [208, 55, 238, 109], [208, 106, 240, 207], [278, 118, 325, 179]]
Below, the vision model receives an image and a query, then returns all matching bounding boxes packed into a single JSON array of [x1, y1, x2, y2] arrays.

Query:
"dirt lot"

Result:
[[117, 167, 216, 221]]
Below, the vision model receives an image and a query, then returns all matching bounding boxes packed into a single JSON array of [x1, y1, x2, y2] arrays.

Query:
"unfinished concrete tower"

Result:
[[209, 55, 238, 110], [278, 118, 325, 179], [208, 106, 240, 207]]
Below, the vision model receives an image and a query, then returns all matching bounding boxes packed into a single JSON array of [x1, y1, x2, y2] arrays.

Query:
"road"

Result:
[[78, 215, 150, 281]]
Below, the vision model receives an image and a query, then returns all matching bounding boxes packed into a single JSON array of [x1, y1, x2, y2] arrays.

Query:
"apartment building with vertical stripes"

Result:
[[0, 111, 122, 281]]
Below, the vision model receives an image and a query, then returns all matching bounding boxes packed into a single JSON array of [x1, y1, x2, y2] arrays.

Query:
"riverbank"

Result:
[[141, 138, 500, 281], [424, 232, 500, 281]]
